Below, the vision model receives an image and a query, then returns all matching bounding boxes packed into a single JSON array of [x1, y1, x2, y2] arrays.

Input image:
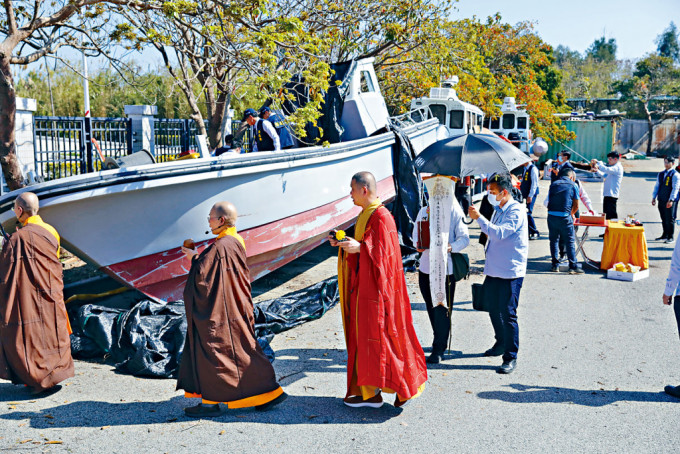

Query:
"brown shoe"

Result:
[[184, 403, 224, 418], [394, 396, 410, 408], [343, 394, 383, 408]]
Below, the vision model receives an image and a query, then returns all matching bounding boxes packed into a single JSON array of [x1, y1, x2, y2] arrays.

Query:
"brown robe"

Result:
[[0, 223, 74, 390], [176, 234, 280, 403]]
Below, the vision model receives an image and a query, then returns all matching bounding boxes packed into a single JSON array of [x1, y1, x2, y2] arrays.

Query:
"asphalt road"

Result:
[[1, 157, 679, 453]]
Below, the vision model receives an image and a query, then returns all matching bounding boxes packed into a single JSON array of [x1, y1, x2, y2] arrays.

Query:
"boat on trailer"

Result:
[[0, 59, 439, 302]]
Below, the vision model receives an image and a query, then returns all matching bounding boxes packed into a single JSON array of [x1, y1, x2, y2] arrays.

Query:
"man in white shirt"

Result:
[[662, 240, 680, 399], [412, 196, 470, 364], [652, 156, 680, 243], [591, 152, 624, 220]]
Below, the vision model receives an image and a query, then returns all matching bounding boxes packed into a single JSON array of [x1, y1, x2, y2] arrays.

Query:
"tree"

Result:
[[656, 22, 680, 64], [613, 53, 680, 154], [0, 0, 150, 190], [586, 36, 617, 63]]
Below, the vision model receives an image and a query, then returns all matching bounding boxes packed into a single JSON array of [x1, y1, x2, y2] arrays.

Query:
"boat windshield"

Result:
[[502, 114, 515, 130], [517, 117, 527, 129], [490, 117, 500, 130], [449, 110, 464, 129], [428, 104, 447, 125]]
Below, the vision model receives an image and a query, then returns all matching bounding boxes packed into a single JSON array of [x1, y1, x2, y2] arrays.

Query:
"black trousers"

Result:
[[658, 200, 678, 239], [418, 271, 455, 354], [548, 215, 577, 268], [485, 276, 523, 362], [603, 196, 618, 220], [673, 296, 680, 340]]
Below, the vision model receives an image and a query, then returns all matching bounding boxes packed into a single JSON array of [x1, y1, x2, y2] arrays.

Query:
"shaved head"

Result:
[[15, 192, 40, 216], [211, 201, 237, 227], [351, 171, 377, 194]]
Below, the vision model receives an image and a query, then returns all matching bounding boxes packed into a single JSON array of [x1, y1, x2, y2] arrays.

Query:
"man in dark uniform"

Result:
[[550, 151, 575, 183], [520, 158, 540, 239], [243, 108, 280, 152], [259, 106, 296, 149], [547, 167, 583, 274], [652, 156, 680, 243]]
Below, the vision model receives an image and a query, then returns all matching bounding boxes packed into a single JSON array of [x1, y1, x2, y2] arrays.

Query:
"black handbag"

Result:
[[472, 282, 491, 312], [450, 252, 470, 282]]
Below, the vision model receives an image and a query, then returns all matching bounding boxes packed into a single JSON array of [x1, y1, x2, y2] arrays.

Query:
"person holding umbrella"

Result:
[[468, 173, 528, 374]]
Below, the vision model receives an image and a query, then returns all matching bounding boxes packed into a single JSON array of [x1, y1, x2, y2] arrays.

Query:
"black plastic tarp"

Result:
[[281, 60, 356, 145], [389, 128, 425, 271], [68, 277, 339, 378]]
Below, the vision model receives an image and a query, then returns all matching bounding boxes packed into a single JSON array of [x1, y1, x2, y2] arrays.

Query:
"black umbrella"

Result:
[[414, 133, 531, 178]]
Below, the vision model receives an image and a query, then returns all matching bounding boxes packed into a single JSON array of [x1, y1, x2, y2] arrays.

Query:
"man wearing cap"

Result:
[[259, 106, 296, 149], [591, 152, 624, 220], [520, 158, 540, 239], [652, 156, 680, 243], [243, 108, 280, 152]]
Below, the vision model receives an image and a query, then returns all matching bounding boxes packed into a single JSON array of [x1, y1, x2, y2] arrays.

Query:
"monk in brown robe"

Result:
[[0, 192, 74, 396], [329, 172, 427, 408], [176, 201, 287, 417]]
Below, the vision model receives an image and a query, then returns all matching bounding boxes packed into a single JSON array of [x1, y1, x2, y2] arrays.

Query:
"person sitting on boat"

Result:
[[0, 192, 74, 397], [259, 106, 297, 149], [177, 201, 287, 417], [243, 108, 281, 152], [212, 134, 235, 157]]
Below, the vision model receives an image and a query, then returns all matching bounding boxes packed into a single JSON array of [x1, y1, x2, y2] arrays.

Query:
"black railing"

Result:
[[33, 117, 133, 181], [154, 119, 203, 162]]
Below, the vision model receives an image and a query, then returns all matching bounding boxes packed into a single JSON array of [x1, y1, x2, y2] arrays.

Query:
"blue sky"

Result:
[[454, 0, 679, 60]]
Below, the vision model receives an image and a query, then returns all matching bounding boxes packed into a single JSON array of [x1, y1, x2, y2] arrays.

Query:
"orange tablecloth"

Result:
[[600, 221, 649, 270]]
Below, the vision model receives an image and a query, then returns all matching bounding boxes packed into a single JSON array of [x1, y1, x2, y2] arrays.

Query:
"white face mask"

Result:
[[488, 192, 502, 206]]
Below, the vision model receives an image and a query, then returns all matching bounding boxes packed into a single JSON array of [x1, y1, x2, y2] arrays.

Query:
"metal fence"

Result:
[[154, 119, 201, 162], [33, 116, 132, 181]]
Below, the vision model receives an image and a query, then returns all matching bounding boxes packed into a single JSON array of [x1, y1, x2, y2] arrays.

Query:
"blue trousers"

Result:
[[485, 276, 523, 362], [526, 197, 539, 236], [548, 214, 577, 268]]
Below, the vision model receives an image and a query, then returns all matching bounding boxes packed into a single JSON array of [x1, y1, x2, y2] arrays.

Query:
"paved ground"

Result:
[[1, 158, 680, 453]]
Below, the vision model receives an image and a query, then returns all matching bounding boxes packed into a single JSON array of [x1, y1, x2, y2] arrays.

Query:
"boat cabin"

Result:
[[484, 97, 531, 154], [410, 77, 484, 137]]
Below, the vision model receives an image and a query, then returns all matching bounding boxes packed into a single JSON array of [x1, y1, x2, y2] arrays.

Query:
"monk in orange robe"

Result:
[[0, 192, 74, 396], [177, 201, 287, 417], [330, 172, 427, 408]]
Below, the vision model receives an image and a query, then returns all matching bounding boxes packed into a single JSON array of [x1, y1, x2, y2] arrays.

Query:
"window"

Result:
[[490, 117, 500, 129], [477, 115, 484, 126], [483, 117, 490, 128], [502, 114, 515, 130], [360, 71, 375, 93], [517, 117, 527, 129], [449, 110, 464, 129], [429, 104, 447, 125]]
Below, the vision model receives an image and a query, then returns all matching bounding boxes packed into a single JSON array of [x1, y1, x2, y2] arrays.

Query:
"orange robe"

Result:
[[338, 200, 427, 401]]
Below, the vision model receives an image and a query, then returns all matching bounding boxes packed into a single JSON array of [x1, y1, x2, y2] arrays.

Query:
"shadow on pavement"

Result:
[[0, 395, 402, 428], [477, 383, 676, 407]]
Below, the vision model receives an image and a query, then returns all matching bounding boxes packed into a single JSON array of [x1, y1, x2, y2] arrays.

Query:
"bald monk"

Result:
[[177, 201, 287, 417], [329, 172, 427, 408], [0, 192, 74, 396]]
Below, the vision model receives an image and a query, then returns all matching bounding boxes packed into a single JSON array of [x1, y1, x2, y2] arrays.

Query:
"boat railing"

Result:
[[390, 106, 434, 130]]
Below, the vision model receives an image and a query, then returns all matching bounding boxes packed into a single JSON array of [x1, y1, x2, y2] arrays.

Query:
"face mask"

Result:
[[488, 192, 502, 206], [557, 156, 564, 163]]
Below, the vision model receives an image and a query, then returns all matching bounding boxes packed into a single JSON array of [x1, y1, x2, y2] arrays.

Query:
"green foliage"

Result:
[[15, 63, 200, 119], [656, 22, 680, 64], [586, 36, 617, 63]]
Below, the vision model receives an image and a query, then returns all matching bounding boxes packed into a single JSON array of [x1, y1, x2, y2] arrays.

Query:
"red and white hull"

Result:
[[0, 121, 438, 301]]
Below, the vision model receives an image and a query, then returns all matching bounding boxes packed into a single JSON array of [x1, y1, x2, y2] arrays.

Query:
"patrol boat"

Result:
[[0, 59, 439, 302], [410, 76, 485, 136], [484, 96, 532, 154]]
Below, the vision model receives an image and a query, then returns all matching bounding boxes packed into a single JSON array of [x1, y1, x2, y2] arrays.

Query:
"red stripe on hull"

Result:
[[105, 176, 396, 301]]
